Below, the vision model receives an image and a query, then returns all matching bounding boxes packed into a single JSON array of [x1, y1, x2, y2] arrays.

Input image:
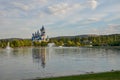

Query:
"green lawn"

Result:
[[35, 71, 120, 80]]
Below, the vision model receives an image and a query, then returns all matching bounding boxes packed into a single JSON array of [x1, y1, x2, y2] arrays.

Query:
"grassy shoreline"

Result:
[[33, 71, 120, 80], [85, 46, 120, 49]]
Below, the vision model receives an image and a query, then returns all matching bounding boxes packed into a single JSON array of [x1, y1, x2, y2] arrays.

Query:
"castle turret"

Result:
[[32, 33, 35, 41], [32, 25, 49, 42], [40, 25, 45, 36]]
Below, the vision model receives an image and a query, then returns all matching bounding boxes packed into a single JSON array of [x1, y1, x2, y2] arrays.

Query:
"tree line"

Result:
[[49, 34, 120, 47], [0, 34, 120, 48], [0, 39, 32, 48]]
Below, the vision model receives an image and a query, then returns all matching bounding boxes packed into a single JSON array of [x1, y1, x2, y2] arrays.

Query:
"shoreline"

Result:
[[0, 46, 120, 49], [89, 46, 120, 50], [32, 71, 120, 80]]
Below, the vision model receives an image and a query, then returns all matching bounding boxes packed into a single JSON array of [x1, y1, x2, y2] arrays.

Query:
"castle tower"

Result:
[[40, 25, 46, 41], [32, 25, 49, 42], [40, 25, 45, 36]]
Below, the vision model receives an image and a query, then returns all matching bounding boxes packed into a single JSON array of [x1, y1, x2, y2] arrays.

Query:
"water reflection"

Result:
[[0, 47, 120, 80], [32, 47, 46, 68], [11, 48, 30, 57]]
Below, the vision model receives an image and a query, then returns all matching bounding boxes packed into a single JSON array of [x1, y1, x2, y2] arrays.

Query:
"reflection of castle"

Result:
[[32, 25, 49, 42], [32, 48, 46, 68]]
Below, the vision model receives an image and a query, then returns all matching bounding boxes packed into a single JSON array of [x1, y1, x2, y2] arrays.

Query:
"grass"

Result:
[[34, 71, 120, 80]]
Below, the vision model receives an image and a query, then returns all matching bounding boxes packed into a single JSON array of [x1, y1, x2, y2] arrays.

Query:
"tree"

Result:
[[41, 41, 48, 47], [65, 40, 75, 46], [33, 41, 41, 46], [76, 42, 81, 46]]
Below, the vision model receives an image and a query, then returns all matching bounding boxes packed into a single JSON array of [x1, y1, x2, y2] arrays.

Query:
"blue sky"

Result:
[[0, 0, 120, 39]]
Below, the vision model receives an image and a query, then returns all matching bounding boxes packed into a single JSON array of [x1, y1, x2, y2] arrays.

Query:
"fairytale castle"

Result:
[[32, 25, 49, 42]]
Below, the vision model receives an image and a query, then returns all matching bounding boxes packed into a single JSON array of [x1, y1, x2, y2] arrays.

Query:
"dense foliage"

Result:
[[0, 39, 32, 48], [50, 34, 120, 47], [0, 40, 7, 48], [0, 34, 120, 48], [33, 41, 48, 47], [10, 39, 32, 47]]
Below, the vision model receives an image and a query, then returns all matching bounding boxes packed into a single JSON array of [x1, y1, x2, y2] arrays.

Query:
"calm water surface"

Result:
[[0, 47, 120, 80]]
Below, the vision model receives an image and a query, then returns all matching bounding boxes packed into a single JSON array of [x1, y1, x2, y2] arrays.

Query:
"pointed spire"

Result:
[[32, 25, 48, 42], [42, 25, 44, 28], [41, 25, 45, 31]]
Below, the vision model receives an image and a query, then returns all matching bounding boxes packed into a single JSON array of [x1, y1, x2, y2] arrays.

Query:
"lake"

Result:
[[0, 47, 120, 80]]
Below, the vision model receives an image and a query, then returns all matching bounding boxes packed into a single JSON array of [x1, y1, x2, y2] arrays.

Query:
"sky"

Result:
[[0, 0, 120, 39]]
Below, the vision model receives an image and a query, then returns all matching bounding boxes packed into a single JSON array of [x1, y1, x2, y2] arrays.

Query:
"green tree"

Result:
[[41, 41, 48, 47], [33, 41, 41, 46], [65, 40, 75, 46], [75, 42, 81, 46]]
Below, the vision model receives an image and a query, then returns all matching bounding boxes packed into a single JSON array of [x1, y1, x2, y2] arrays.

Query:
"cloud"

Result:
[[104, 15, 120, 22], [0, 9, 25, 18], [0, 11, 6, 17], [87, 0, 98, 10], [48, 3, 69, 15], [0, 0, 99, 18], [48, 3, 81, 15], [12, 2, 30, 11], [32, 0, 48, 6], [11, 0, 48, 12], [87, 18, 100, 21], [0, 0, 48, 18], [48, 0, 98, 16], [91, 28, 100, 34], [102, 24, 120, 34], [108, 24, 120, 29], [38, 0, 48, 3], [84, 13, 107, 23], [0, 0, 120, 39]]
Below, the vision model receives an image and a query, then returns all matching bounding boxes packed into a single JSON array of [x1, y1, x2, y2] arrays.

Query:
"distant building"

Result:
[[32, 25, 49, 42]]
